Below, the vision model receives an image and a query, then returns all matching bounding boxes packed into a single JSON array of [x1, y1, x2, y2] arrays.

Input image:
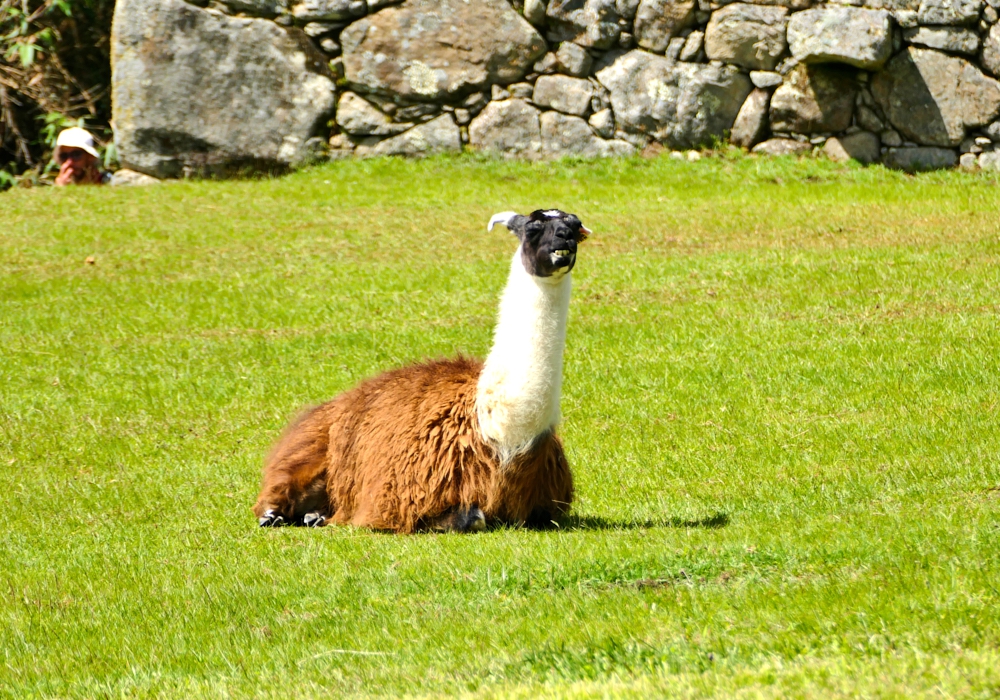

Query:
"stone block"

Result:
[[751, 138, 811, 155], [872, 47, 1000, 146], [371, 114, 462, 156], [336, 92, 413, 136], [635, 0, 696, 53], [341, 0, 546, 102], [903, 26, 980, 53], [787, 7, 893, 70], [823, 131, 880, 163], [541, 111, 636, 156], [882, 146, 958, 170], [917, 0, 982, 25], [770, 64, 857, 134], [704, 3, 789, 71], [547, 0, 622, 49], [532, 75, 594, 115], [556, 42, 593, 77], [730, 88, 770, 148], [468, 99, 543, 157]]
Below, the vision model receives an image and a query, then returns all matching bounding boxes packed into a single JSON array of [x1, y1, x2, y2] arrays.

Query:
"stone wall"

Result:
[[112, 0, 1000, 175]]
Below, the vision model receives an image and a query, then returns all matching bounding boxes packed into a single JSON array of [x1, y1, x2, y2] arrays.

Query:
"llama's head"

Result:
[[487, 209, 591, 278]]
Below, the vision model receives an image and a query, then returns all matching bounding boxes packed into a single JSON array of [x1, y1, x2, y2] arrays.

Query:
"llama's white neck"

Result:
[[476, 246, 572, 464]]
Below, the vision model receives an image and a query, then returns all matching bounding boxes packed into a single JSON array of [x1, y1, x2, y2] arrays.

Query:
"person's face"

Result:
[[57, 148, 98, 183]]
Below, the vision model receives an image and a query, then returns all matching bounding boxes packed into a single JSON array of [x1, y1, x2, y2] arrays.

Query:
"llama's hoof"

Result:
[[258, 509, 286, 527], [302, 512, 326, 528], [466, 507, 486, 532]]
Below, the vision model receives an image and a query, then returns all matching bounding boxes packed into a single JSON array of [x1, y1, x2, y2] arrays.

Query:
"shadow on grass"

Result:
[[565, 512, 729, 531]]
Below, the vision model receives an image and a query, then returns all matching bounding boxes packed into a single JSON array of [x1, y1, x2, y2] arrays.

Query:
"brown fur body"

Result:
[[252, 357, 574, 533]]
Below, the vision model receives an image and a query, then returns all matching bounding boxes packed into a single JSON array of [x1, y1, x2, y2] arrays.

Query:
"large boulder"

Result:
[[704, 4, 789, 71], [872, 47, 1000, 146], [595, 49, 752, 148], [770, 64, 856, 134], [112, 0, 335, 178], [823, 131, 880, 164], [468, 99, 543, 157], [634, 0, 696, 53], [787, 7, 893, 70], [218, 0, 289, 17], [540, 112, 636, 157], [340, 0, 545, 103], [546, 0, 621, 49]]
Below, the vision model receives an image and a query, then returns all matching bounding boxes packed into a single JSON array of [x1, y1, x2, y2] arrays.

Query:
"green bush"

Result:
[[0, 0, 114, 188]]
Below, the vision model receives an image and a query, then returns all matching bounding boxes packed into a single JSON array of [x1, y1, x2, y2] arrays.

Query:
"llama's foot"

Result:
[[258, 509, 286, 528], [525, 508, 561, 530], [302, 512, 326, 528], [425, 506, 486, 533]]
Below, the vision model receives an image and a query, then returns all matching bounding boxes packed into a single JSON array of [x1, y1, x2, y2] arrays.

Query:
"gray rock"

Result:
[[894, 9, 919, 27], [787, 7, 892, 70], [492, 85, 512, 100], [468, 98, 543, 157], [882, 146, 958, 170], [617, 0, 641, 20], [291, 0, 363, 21], [532, 75, 594, 115], [750, 70, 783, 88], [751, 137, 811, 155], [903, 26, 980, 53], [595, 49, 752, 148], [541, 111, 635, 156], [634, 0, 696, 53], [218, 0, 289, 17], [341, 0, 546, 102], [112, 0, 335, 178], [302, 21, 342, 37], [534, 52, 560, 74], [589, 108, 616, 137], [770, 64, 857, 134], [524, 0, 548, 25], [856, 104, 885, 132], [917, 0, 982, 25], [979, 149, 1000, 169], [547, 0, 621, 49], [881, 128, 903, 146], [872, 47, 1000, 147], [982, 24, 1000, 76], [666, 36, 687, 60], [730, 88, 770, 148], [371, 114, 462, 156], [986, 5, 999, 22], [557, 42, 593, 77], [336, 92, 412, 136], [985, 119, 1000, 139], [109, 168, 161, 186], [394, 103, 440, 122], [823, 131, 880, 163], [959, 151, 979, 168], [509, 82, 535, 99], [679, 30, 704, 61], [704, 3, 788, 71], [319, 37, 341, 54]]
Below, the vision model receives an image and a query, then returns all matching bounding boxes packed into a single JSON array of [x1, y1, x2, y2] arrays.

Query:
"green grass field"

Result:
[[2, 153, 999, 698]]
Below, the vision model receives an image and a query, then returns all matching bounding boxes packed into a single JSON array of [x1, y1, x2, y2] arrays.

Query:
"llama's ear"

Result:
[[487, 211, 519, 232]]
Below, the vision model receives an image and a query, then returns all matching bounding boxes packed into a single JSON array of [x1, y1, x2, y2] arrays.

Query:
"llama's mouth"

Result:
[[550, 249, 572, 263]]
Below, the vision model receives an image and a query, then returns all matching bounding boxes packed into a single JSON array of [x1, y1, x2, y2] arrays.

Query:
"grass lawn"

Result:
[[2, 153, 999, 698]]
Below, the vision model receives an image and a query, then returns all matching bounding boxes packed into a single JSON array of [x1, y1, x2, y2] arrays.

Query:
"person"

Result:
[[53, 127, 108, 186]]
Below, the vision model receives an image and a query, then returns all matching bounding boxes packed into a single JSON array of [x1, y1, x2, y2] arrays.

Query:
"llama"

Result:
[[252, 209, 590, 533]]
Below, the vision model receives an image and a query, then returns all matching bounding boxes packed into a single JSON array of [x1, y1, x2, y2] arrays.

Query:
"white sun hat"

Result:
[[54, 127, 100, 160]]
